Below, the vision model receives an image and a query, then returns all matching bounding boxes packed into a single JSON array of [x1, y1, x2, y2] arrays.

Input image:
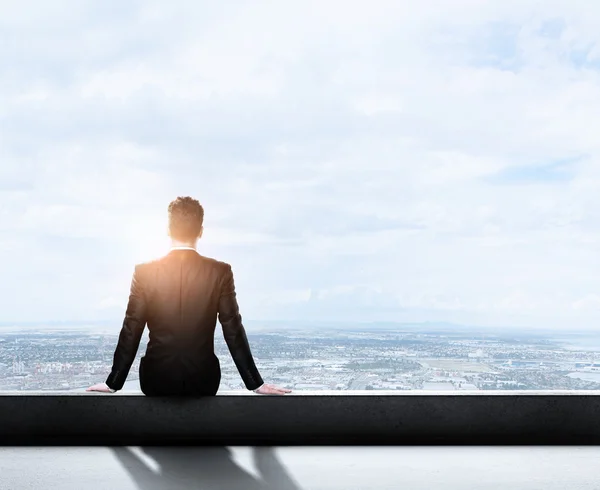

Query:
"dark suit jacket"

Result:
[[105, 249, 264, 395]]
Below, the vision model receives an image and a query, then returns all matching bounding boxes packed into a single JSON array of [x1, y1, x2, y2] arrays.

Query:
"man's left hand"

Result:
[[86, 382, 114, 393]]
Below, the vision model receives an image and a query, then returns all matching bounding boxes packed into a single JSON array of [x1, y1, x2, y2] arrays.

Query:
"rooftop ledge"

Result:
[[2, 390, 600, 445]]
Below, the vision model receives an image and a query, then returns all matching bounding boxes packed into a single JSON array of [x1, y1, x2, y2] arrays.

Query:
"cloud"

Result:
[[1, 1, 600, 329], [485, 156, 583, 184]]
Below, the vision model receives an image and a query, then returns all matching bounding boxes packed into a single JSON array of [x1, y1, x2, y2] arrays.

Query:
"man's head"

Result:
[[167, 196, 204, 243]]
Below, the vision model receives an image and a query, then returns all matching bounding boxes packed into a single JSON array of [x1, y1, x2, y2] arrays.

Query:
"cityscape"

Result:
[[2, 323, 600, 392]]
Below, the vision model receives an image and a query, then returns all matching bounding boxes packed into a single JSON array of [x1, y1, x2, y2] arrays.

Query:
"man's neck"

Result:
[[170, 240, 197, 250]]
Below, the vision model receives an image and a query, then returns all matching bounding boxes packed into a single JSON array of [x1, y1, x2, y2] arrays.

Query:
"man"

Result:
[[87, 196, 291, 396]]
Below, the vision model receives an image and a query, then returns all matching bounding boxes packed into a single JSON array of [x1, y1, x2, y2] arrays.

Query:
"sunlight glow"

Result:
[[128, 217, 172, 263]]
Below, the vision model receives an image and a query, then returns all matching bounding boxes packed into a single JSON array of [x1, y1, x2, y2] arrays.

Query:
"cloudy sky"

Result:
[[1, 0, 600, 329]]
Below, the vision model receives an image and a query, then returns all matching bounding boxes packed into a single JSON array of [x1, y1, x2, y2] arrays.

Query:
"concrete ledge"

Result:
[[2, 390, 600, 445]]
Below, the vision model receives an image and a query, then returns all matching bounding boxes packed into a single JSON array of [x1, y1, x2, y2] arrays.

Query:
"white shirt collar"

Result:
[[170, 246, 197, 251]]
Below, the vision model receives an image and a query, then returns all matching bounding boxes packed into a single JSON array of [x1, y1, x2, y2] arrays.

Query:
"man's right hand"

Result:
[[254, 383, 292, 395]]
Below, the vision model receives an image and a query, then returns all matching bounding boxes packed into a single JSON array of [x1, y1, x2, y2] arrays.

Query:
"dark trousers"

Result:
[[139, 357, 221, 397]]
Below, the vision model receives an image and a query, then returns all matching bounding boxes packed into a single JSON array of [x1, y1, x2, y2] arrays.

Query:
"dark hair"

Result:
[[168, 196, 204, 242]]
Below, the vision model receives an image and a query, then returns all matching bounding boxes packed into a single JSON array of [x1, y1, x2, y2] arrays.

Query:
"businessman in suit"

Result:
[[87, 196, 291, 396]]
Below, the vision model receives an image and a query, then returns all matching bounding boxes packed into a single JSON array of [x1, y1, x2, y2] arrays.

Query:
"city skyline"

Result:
[[4, 326, 600, 392]]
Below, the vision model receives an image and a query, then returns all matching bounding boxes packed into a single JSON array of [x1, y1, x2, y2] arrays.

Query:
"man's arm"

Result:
[[105, 265, 148, 391], [218, 263, 264, 391]]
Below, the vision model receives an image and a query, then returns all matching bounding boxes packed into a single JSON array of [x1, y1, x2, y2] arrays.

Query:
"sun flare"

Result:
[[130, 218, 172, 263]]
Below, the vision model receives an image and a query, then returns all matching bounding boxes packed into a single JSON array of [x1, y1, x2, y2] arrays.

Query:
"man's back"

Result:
[[105, 249, 264, 395], [143, 250, 225, 363]]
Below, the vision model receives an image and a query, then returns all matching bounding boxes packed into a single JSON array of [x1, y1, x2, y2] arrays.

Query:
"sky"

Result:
[[1, 0, 600, 330]]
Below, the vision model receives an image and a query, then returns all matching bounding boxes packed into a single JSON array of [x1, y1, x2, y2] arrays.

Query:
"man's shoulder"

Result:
[[198, 254, 231, 271], [134, 257, 162, 270]]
